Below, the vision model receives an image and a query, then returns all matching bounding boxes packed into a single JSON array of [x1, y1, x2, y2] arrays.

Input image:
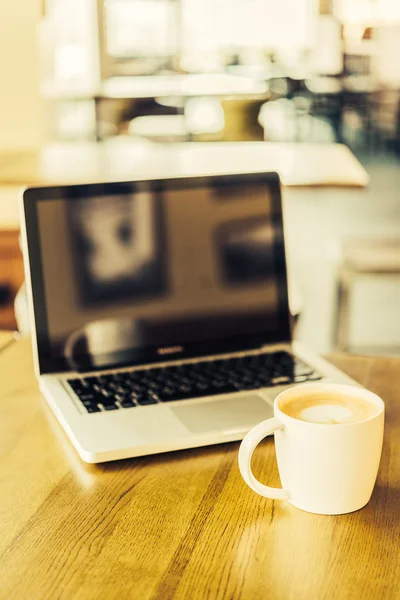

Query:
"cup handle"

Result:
[[238, 417, 289, 500]]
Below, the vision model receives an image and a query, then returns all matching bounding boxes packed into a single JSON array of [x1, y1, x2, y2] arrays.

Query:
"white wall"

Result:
[[181, 0, 317, 55], [0, 0, 43, 150]]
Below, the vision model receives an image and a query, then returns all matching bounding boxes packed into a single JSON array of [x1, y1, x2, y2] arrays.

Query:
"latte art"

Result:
[[280, 392, 377, 424]]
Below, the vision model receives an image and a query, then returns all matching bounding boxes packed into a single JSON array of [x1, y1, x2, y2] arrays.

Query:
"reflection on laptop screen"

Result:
[[31, 175, 289, 371]]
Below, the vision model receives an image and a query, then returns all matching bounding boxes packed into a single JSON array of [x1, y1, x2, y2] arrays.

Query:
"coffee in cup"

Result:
[[279, 390, 378, 425]]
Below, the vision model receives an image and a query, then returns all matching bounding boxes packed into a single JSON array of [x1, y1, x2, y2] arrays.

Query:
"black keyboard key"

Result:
[[273, 363, 293, 375], [260, 353, 275, 365], [211, 379, 233, 394], [256, 380, 271, 388], [128, 382, 145, 393], [158, 387, 200, 402], [242, 372, 256, 382], [78, 392, 97, 401], [137, 396, 158, 406], [83, 376, 99, 386], [162, 385, 177, 394], [95, 386, 110, 397], [101, 403, 119, 411], [147, 380, 161, 391], [77, 391, 106, 404], [247, 380, 264, 390], [99, 395, 118, 406], [209, 382, 236, 395], [111, 373, 127, 382], [113, 386, 125, 395], [158, 389, 177, 401], [237, 382, 259, 391], [249, 354, 263, 365], [86, 405, 101, 413], [103, 380, 119, 390], [147, 368, 162, 377], [130, 391, 158, 404], [179, 384, 194, 393], [115, 393, 133, 404], [120, 400, 135, 408], [127, 371, 140, 379], [274, 351, 294, 366], [68, 379, 87, 392], [68, 351, 318, 412], [81, 398, 98, 408], [194, 381, 209, 392], [177, 376, 192, 385], [211, 378, 230, 388]]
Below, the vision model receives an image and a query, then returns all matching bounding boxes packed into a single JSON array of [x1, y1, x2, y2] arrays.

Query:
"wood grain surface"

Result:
[[0, 330, 17, 352], [0, 341, 399, 600]]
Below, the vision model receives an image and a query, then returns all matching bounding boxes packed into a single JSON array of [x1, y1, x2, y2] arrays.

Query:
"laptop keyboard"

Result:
[[66, 351, 322, 414]]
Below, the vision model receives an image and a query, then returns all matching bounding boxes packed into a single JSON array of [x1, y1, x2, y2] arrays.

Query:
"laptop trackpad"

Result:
[[171, 394, 273, 435]]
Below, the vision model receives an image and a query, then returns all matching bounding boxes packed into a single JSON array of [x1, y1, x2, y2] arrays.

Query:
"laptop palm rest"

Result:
[[171, 394, 273, 435]]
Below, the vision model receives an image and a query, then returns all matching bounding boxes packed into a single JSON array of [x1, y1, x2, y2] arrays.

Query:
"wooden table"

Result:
[[0, 330, 17, 352], [0, 340, 399, 599]]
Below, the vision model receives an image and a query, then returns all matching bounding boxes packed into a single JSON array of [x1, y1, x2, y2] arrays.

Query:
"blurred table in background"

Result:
[[0, 140, 369, 191], [43, 74, 270, 101]]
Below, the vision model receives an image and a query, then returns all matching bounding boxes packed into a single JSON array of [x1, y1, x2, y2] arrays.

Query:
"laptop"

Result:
[[20, 172, 357, 463]]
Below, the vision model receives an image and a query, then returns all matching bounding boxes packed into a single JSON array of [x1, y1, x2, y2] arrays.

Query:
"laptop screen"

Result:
[[23, 173, 290, 374]]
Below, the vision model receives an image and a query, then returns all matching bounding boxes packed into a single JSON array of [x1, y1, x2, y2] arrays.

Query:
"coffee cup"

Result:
[[238, 383, 384, 515]]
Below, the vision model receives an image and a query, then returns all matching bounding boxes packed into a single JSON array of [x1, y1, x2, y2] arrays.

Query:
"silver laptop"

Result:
[[20, 172, 356, 463]]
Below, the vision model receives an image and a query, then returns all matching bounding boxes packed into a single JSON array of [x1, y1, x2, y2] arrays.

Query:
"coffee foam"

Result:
[[279, 392, 377, 424]]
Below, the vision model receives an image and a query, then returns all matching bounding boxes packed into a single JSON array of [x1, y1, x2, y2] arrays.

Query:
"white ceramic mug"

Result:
[[238, 383, 384, 515]]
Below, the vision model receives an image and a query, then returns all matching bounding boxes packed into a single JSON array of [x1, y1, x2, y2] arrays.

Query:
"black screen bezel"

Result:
[[23, 172, 291, 374]]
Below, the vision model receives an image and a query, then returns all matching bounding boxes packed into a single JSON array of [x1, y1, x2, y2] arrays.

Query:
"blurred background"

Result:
[[0, 0, 399, 356]]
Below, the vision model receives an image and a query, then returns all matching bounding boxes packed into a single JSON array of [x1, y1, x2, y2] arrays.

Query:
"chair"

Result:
[[333, 238, 400, 351], [184, 97, 225, 141], [220, 96, 266, 141], [305, 76, 343, 142]]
